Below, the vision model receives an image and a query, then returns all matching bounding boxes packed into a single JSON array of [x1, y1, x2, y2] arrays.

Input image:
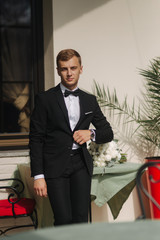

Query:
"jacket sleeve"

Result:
[[29, 94, 47, 177], [92, 96, 113, 144]]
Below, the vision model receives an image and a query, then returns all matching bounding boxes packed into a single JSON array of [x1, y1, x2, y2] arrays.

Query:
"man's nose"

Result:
[[67, 68, 72, 76]]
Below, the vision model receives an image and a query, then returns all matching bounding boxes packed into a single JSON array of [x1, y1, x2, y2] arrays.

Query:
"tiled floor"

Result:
[[0, 217, 35, 239]]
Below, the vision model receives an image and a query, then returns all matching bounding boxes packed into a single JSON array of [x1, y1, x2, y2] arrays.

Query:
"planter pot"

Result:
[[145, 157, 160, 219]]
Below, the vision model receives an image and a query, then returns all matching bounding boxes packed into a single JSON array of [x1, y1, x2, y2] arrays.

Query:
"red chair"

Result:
[[136, 161, 160, 219], [0, 178, 38, 236]]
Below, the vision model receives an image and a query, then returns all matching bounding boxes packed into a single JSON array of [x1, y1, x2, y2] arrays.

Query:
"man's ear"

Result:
[[57, 67, 60, 76], [80, 65, 83, 74]]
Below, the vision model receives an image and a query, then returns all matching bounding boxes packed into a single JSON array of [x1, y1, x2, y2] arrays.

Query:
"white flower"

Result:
[[105, 154, 112, 161], [94, 160, 106, 167], [88, 140, 126, 167], [111, 150, 119, 159]]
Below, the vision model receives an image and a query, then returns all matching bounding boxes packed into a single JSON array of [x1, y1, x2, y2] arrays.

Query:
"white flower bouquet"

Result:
[[88, 140, 127, 167]]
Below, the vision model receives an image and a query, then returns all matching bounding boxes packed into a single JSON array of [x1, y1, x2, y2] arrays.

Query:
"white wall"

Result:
[[51, 0, 160, 222], [52, 0, 160, 102], [0, 151, 29, 199]]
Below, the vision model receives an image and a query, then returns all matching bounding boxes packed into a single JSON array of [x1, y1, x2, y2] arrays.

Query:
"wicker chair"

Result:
[[0, 178, 38, 236]]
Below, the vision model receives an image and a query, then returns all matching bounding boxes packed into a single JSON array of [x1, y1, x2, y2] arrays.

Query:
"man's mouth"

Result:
[[67, 78, 73, 81]]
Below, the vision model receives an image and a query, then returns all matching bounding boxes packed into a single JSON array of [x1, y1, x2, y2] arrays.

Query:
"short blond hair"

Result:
[[56, 49, 81, 68]]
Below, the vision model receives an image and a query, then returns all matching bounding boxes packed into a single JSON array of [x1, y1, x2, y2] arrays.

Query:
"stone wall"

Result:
[[0, 150, 30, 199]]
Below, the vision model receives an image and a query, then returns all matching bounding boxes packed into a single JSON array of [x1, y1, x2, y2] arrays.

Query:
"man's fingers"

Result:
[[35, 187, 47, 197], [73, 130, 90, 144], [73, 131, 84, 144], [34, 178, 48, 197]]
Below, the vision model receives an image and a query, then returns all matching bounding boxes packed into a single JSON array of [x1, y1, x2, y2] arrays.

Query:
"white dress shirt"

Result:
[[60, 83, 80, 149]]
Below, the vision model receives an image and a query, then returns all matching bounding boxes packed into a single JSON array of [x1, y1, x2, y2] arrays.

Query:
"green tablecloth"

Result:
[[16, 162, 141, 227], [9, 220, 160, 240], [92, 163, 141, 219]]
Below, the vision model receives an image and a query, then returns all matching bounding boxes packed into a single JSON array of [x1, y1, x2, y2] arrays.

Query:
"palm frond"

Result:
[[92, 57, 160, 160]]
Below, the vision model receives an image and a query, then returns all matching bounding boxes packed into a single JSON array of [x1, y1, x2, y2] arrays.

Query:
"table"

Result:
[[9, 220, 160, 240], [15, 162, 141, 227], [92, 163, 141, 219]]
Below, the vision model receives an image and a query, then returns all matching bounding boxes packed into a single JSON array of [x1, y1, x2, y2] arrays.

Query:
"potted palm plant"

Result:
[[93, 57, 160, 162]]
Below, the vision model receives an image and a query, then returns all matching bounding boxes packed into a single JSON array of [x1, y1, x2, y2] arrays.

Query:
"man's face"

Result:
[[57, 56, 83, 90]]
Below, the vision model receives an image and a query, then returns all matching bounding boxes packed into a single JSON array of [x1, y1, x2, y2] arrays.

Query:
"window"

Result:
[[0, 0, 44, 150]]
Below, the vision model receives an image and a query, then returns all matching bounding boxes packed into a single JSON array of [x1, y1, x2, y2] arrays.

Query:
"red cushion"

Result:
[[0, 198, 36, 217]]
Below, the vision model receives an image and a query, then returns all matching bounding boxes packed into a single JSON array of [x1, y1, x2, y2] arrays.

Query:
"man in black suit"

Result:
[[29, 49, 113, 226]]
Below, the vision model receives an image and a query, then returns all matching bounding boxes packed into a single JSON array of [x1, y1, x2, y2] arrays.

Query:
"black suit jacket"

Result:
[[29, 84, 113, 178]]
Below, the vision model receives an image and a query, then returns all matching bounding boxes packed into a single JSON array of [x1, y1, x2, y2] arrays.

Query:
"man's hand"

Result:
[[34, 178, 48, 197], [73, 130, 91, 145]]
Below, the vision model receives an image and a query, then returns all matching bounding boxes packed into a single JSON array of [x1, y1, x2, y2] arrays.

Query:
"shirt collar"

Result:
[[60, 83, 78, 94]]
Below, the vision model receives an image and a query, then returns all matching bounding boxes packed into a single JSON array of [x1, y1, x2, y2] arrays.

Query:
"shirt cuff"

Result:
[[90, 129, 96, 142], [34, 174, 45, 180]]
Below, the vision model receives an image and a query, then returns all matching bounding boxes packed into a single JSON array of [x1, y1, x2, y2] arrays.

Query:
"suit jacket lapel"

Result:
[[74, 90, 86, 130], [55, 84, 71, 129]]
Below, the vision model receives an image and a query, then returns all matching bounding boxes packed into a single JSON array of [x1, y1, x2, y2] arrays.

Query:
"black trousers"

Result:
[[46, 149, 91, 226]]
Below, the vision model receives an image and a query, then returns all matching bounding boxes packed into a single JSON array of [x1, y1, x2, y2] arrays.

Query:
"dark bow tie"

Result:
[[64, 89, 79, 97]]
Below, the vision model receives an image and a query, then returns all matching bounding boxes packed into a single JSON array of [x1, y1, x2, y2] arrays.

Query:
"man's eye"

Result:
[[61, 68, 67, 71], [71, 67, 77, 70]]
